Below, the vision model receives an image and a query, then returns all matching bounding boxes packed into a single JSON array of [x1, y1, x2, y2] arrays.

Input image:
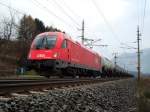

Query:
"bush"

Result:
[[138, 77, 150, 112], [144, 90, 150, 99], [25, 70, 38, 76]]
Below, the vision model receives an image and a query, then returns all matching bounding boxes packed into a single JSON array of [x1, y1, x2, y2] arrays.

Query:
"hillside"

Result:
[[117, 48, 150, 74]]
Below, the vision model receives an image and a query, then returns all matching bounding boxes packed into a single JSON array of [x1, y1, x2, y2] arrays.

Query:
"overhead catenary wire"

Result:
[[91, 0, 121, 44], [32, 0, 77, 30], [91, 0, 127, 55], [137, 0, 147, 33], [60, 0, 82, 21], [141, 0, 147, 34], [0, 1, 29, 26], [120, 0, 146, 54], [48, 0, 80, 28], [0, 0, 77, 37], [137, 0, 140, 26], [0, 1, 25, 15], [0, 0, 71, 29]]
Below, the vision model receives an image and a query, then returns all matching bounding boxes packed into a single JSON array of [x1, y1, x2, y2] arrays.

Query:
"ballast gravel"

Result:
[[0, 79, 136, 112]]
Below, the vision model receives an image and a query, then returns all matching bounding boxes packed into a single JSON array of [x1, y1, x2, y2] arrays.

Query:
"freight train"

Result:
[[27, 32, 131, 78]]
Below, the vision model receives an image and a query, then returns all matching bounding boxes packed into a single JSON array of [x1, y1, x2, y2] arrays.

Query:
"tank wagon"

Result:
[[101, 57, 115, 77]]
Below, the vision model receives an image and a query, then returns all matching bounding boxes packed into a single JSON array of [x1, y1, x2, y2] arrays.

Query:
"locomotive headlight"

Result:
[[28, 53, 31, 59], [53, 52, 58, 58]]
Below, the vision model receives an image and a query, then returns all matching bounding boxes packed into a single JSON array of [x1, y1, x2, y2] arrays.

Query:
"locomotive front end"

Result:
[[27, 33, 59, 71]]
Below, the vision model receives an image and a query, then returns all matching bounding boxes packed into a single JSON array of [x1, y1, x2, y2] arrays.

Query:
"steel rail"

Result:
[[0, 78, 122, 96]]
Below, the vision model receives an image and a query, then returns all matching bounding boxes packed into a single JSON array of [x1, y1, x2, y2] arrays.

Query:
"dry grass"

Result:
[[137, 77, 150, 112]]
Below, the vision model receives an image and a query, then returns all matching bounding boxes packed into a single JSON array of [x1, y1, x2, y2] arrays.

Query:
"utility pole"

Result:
[[81, 20, 84, 44], [137, 25, 141, 81], [113, 52, 118, 67], [79, 20, 108, 48], [79, 20, 93, 46]]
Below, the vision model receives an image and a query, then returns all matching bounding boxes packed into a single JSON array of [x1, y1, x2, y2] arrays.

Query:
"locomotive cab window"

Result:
[[61, 40, 67, 48], [45, 36, 57, 49], [32, 35, 57, 49]]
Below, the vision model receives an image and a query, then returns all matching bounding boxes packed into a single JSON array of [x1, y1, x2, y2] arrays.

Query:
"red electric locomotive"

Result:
[[27, 32, 102, 78]]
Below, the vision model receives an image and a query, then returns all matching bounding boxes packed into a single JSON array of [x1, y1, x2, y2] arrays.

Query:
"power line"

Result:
[[0, 0, 75, 31], [136, 0, 146, 74], [120, 43, 137, 50], [60, 0, 81, 20], [0, 1, 25, 15], [137, 0, 140, 26], [141, 0, 147, 34], [91, 0, 127, 54], [91, 0, 121, 43], [32, 0, 76, 30], [137, 0, 147, 33], [49, 0, 80, 27]]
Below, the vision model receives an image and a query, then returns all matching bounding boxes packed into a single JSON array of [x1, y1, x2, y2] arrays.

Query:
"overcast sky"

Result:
[[0, 0, 149, 60]]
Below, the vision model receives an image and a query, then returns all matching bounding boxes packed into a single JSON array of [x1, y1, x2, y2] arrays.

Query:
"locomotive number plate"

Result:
[[37, 54, 45, 58]]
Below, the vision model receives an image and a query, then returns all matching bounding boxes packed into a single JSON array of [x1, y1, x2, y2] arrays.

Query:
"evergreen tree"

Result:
[[45, 26, 61, 32], [17, 15, 36, 64], [18, 15, 36, 42], [34, 18, 45, 35]]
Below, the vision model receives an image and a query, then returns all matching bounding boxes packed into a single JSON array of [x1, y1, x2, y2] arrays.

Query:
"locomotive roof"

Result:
[[63, 34, 100, 56], [37, 31, 60, 36], [37, 32, 101, 57]]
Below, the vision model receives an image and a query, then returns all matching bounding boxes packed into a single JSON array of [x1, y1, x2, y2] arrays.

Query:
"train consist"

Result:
[[27, 32, 132, 78]]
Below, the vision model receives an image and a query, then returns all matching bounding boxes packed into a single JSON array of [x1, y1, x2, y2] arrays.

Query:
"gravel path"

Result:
[[0, 78, 136, 112]]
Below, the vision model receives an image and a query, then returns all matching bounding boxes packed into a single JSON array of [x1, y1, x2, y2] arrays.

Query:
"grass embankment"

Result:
[[18, 70, 45, 79], [138, 77, 150, 112]]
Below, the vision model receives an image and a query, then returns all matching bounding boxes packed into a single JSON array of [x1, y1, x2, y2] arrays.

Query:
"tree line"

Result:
[[18, 15, 62, 42], [0, 14, 63, 66]]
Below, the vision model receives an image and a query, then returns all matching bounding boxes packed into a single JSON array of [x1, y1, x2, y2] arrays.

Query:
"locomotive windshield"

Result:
[[32, 35, 57, 49]]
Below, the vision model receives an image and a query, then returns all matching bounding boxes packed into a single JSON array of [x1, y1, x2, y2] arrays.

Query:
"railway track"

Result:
[[0, 78, 123, 97]]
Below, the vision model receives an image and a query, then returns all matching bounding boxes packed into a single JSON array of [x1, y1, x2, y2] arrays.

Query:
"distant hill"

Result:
[[117, 48, 150, 74]]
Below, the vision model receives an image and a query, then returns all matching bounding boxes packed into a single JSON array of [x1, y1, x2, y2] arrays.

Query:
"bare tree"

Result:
[[0, 8, 18, 40]]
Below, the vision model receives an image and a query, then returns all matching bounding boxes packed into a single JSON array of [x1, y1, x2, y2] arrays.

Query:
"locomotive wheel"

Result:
[[42, 72, 50, 78], [71, 69, 78, 78], [59, 69, 64, 78], [59, 74, 64, 78], [35, 69, 50, 78]]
